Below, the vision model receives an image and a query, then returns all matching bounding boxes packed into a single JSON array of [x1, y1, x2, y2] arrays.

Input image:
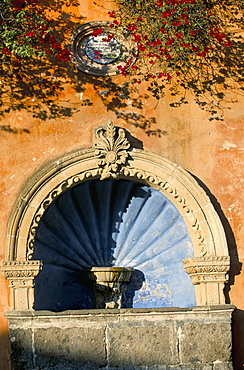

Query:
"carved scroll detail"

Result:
[[94, 121, 130, 180]]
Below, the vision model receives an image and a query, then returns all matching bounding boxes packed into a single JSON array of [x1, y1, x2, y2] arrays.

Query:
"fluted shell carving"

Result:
[[33, 178, 196, 310]]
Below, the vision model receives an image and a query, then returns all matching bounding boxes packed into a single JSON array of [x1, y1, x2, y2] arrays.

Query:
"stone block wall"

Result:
[[5, 306, 234, 370]]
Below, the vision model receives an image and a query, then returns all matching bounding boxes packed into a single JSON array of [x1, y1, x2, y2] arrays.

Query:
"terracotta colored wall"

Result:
[[0, 1, 243, 369]]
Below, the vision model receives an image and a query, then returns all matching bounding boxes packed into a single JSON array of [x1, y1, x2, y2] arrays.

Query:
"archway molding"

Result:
[[1, 121, 230, 310]]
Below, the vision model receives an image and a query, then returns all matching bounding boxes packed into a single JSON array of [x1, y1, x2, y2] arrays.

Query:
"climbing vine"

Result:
[[97, 0, 244, 116], [0, 0, 82, 119]]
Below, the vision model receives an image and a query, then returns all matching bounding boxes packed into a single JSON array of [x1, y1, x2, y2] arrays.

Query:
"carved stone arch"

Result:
[[1, 121, 230, 310]]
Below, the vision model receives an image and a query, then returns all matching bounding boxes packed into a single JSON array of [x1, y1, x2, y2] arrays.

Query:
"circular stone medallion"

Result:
[[70, 22, 137, 76]]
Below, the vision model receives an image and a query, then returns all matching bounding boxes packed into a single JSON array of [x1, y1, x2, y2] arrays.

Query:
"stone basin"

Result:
[[84, 266, 133, 287]]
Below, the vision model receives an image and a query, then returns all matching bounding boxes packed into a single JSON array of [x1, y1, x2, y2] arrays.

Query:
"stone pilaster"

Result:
[[1, 260, 42, 310], [183, 256, 230, 305]]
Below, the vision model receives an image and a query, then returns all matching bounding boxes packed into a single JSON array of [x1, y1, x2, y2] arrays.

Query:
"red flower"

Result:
[[162, 11, 171, 18], [132, 34, 141, 42], [56, 49, 70, 61], [156, 1, 163, 7], [127, 24, 137, 31], [159, 47, 167, 53], [2, 47, 11, 55], [176, 32, 183, 39], [158, 72, 165, 78], [92, 28, 103, 37], [166, 38, 175, 45], [102, 34, 115, 42], [138, 44, 146, 51], [153, 39, 162, 46], [25, 31, 36, 37], [108, 11, 116, 18], [172, 21, 181, 27], [224, 41, 232, 47]]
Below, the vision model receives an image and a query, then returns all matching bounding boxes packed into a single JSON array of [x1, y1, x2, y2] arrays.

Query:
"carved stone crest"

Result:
[[94, 121, 130, 180]]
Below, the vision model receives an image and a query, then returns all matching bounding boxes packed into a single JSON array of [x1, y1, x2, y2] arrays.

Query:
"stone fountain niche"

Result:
[[32, 177, 196, 312], [1, 122, 233, 369]]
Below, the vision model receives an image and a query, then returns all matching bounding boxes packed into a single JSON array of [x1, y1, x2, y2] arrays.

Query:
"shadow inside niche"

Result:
[[189, 173, 242, 303], [33, 179, 150, 311], [122, 269, 145, 308]]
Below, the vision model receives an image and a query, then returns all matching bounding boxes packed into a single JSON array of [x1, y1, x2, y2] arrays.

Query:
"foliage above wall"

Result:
[[0, 0, 243, 123], [0, 0, 84, 119], [102, 0, 244, 117], [0, 0, 70, 61]]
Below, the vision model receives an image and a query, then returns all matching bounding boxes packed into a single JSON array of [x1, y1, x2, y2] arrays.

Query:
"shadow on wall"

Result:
[[0, 332, 11, 370], [0, 0, 162, 138], [190, 173, 242, 299], [191, 173, 243, 370]]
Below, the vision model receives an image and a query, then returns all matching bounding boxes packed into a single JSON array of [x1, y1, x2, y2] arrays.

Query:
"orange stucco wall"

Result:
[[0, 1, 244, 369]]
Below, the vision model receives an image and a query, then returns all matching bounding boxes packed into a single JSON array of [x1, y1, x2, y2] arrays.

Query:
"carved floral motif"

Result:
[[94, 121, 130, 180]]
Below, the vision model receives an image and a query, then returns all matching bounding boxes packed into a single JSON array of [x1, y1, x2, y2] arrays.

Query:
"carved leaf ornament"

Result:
[[94, 121, 130, 180]]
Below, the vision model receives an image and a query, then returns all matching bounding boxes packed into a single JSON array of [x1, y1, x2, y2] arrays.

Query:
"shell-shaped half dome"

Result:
[[33, 178, 196, 311]]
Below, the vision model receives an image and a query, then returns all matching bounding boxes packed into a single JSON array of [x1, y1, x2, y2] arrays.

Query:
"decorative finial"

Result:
[[94, 121, 130, 180]]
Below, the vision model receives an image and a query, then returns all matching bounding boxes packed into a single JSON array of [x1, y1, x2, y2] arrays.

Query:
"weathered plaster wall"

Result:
[[0, 1, 243, 369]]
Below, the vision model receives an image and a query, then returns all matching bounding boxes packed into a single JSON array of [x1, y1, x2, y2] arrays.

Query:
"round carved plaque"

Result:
[[70, 21, 137, 76]]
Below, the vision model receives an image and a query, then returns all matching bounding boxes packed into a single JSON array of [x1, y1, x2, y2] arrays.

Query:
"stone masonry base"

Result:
[[5, 306, 234, 370]]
